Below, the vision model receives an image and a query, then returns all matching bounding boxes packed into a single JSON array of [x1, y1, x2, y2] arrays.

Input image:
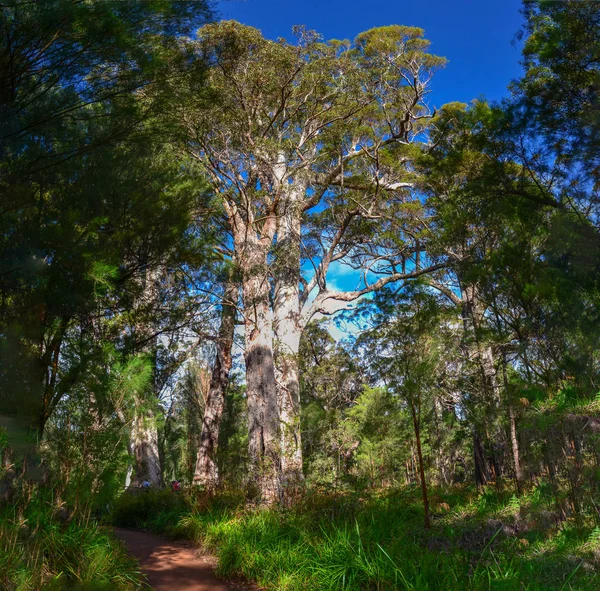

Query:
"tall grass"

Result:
[[0, 489, 144, 591], [110, 485, 600, 591]]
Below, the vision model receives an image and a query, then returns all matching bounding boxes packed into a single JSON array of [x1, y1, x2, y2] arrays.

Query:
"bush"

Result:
[[0, 488, 143, 591]]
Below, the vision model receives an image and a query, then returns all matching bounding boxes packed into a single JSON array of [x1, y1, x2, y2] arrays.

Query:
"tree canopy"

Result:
[[2, 3, 600, 589]]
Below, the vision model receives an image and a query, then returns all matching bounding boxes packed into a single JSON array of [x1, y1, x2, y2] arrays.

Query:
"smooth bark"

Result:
[[273, 185, 304, 495], [129, 265, 163, 488], [130, 408, 162, 487], [183, 24, 443, 501]]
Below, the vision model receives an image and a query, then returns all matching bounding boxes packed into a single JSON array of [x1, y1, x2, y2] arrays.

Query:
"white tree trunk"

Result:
[[129, 265, 163, 488], [502, 353, 524, 490], [508, 403, 523, 486], [193, 277, 237, 489], [130, 407, 162, 487], [240, 239, 280, 503], [273, 188, 304, 495]]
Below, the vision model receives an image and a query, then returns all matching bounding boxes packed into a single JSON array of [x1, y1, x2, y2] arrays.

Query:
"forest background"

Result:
[[1, 1, 599, 590]]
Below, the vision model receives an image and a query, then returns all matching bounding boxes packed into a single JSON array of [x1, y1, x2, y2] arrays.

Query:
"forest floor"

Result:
[[114, 527, 256, 591], [108, 486, 600, 591]]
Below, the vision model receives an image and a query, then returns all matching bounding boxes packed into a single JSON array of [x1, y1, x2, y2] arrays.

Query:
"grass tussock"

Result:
[[0, 489, 144, 591], [110, 485, 600, 591]]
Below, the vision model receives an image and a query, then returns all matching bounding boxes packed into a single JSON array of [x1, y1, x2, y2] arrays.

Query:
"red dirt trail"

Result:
[[114, 527, 240, 591]]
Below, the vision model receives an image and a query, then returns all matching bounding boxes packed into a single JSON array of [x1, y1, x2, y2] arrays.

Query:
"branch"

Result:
[[300, 208, 360, 307], [426, 278, 463, 306], [301, 262, 446, 326]]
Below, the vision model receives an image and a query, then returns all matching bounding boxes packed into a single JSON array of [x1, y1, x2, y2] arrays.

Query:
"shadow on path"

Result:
[[114, 527, 233, 591]]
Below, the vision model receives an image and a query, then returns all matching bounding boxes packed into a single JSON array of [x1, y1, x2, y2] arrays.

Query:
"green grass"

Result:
[[109, 485, 600, 591], [0, 490, 145, 591]]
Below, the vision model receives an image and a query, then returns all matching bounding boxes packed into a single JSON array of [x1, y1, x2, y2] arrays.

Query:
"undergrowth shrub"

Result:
[[109, 485, 600, 591], [0, 488, 143, 591]]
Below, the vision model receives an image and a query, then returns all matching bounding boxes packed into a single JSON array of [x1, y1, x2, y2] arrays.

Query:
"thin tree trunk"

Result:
[[434, 398, 449, 486], [38, 315, 71, 438], [462, 285, 502, 405], [473, 431, 489, 487], [461, 284, 504, 487], [508, 404, 523, 490], [410, 399, 431, 529], [193, 275, 237, 489], [273, 187, 304, 497], [501, 353, 524, 492]]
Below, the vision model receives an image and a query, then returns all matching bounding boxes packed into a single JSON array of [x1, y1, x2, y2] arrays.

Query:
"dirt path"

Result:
[[114, 528, 241, 591]]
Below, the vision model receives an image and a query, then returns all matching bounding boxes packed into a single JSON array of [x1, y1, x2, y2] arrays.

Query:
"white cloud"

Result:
[[325, 261, 361, 292]]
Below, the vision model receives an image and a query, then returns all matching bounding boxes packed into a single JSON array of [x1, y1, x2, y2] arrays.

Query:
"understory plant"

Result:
[[110, 485, 600, 591]]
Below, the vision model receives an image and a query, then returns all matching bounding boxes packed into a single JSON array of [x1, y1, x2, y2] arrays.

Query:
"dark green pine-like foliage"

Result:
[[0, 0, 214, 433], [515, 0, 600, 193], [0, 3, 216, 586], [2, 2, 600, 590]]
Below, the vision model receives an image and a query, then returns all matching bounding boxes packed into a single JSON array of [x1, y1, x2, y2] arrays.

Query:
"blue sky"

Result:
[[217, 0, 526, 107], [215, 0, 527, 340]]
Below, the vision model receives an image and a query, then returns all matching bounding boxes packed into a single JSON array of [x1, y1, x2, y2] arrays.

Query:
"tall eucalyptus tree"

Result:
[[177, 21, 446, 500]]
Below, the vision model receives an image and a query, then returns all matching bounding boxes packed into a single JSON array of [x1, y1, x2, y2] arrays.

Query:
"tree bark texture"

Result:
[[461, 284, 508, 486], [193, 276, 237, 489], [239, 237, 281, 503], [473, 431, 489, 487], [130, 408, 162, 487], [273, 186, 304, 496], [410, 399, 431, 529], [462, 285, 501, 405], [501, 352, 524, 491], [130, 265, 163, 488]]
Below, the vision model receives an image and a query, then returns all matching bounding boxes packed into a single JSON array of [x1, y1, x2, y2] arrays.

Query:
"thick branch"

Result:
[[301, 262, 445, 326]]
